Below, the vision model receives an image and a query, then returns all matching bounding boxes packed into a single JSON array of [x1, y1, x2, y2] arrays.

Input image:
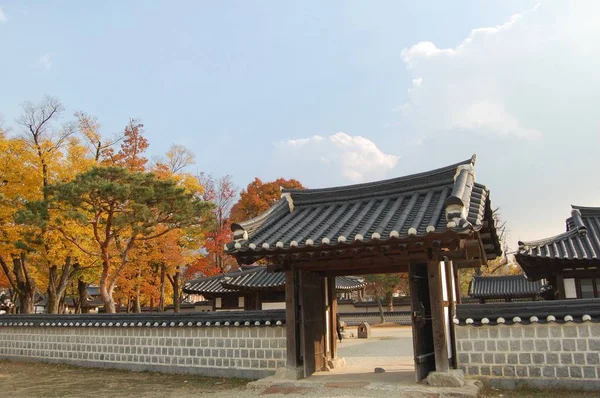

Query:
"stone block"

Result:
[[500, 327, 511, 338], [467, 366, 479, 376], [534, 340, 548, 351], [563, 325, 578, 338], [550, 326, 562, 338], [458, 353, 469, 364], [519, 353, 531, 364], [590, 324, 600, 337], [489, 328, 499, 338], [542, 366, 555, 378], [462, 341, 473, 351], [573, 353, 585, 365], [589, 339, 600, 351], [556, 366, 569, 378], [494, 353, 506, 364], [509, 340, 521, 351], [470, 353, 482, 363], [456, 327, 469, 339], [583, 366, 596, 379], [560, 353, 573, 364], [484, 353, 494, 364], [516, 366, 527, 377], [522, 339, 534, 351], [426, 370, 465, 387], [577, 339, 588, 351], [492, 366, 502, 376], [497, 340, 508, 351], [535, 326, 549, 338], [507, 354, 518, 364], [486, 341, 496, 351], [478, 328, 489, 339], [480, 366, 490, 376], [512, 327, 523, 338], [503, 366, 515, 377], [529, 366, 541, 378], [562, 339, 576, 351], [532, 353, 545, 364], [549, 339, 562, 351], [569, 366, 583, 378], [474, 341, 485, 351], [586, 353, 599, 364]]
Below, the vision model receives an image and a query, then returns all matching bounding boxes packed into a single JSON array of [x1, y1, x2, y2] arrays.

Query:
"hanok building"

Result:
[[225, 156, 501, 380], [516, 205, 600, 300], [468, 275, 549, 303], [183, 265, 366, 311]]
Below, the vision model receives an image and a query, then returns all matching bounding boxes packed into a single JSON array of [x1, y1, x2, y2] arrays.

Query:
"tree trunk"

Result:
[[20, 289, 35, 314], [376, 295, 385, 324], [134, 265, 142, 313], [46, 257, 75, 314], [167, 266, 181, 313], [386, 291, 394, 312], [100, 283, 116, 313], [12, 254, 36, 314], [76, 278, 88, 314], [158, 264, 166, 312]]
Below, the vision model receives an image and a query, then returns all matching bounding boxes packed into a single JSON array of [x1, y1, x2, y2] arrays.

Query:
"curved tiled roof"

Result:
[[516, 206, 600, 280], [226, 156, 500, 263], [184, 266, 366, 294], [469, 275, 547, 299]]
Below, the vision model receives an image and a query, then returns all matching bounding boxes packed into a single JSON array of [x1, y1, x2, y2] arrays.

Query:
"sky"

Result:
[[1, 1, 599, 251]]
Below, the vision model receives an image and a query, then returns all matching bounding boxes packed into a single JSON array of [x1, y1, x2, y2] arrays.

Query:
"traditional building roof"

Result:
[[516, 206, 600, 280], [183, 266, 366, 295], [226, 156, 500, 264], [334, 276, 367, 292], [469, 275, 547, 299]]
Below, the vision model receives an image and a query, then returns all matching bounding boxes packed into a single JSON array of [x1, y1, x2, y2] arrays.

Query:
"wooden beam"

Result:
[[322, 264, 409, 277], [427, 250, 449, 372], [285, 267, 300, 368]]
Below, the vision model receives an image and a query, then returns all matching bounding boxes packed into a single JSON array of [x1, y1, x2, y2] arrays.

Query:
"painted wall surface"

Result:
[[564, 279, 577, 299], [0, 325, 286, 379], [262, 302, 285, 310], [456, 322, 600, 390]]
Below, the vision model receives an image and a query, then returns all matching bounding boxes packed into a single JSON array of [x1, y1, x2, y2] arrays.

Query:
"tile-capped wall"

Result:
[[0, 325, 286, 379], [456, 322, 600, 390]]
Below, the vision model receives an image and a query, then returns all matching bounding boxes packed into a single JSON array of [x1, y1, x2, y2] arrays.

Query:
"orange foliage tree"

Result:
[[230, 177, 305, 223]]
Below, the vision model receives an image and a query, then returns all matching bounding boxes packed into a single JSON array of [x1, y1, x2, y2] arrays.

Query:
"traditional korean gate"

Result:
[[300, 271, 326, 376], [409, 262, 436, 381]]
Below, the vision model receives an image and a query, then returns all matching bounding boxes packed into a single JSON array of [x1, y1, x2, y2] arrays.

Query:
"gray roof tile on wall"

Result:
[[469, 275, 547, 299]]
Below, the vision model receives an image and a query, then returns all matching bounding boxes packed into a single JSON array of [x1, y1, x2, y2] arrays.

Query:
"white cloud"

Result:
[[39, 54, 52, 70], [0, 7, 7, 23], [399, 1, 600, 140], [275, 132, 399, 185]]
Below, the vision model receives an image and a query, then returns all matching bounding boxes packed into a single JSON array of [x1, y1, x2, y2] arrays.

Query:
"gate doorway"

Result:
[[288, 258, 459, 381], [225, 156, 501, 381]]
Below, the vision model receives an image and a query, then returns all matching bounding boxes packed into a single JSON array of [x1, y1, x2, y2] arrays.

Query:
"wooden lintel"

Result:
[[322, 264, 409, 277], [452, 259, 483, 269]]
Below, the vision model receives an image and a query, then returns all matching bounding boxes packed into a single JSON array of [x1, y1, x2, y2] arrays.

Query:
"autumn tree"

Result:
[[199, 174, 238, 273], [364, 273, 407, 323], [230, 177, 305, 223], [75, 111, 123, 162], [102, 119, 148, 171], [38, 166, 212, 313]]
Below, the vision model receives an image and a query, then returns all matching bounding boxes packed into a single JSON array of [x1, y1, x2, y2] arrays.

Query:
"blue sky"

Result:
[[1, 1, 599, 249]]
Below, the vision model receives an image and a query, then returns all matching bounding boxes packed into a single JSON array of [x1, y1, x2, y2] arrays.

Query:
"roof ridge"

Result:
[[517, 228, 580, 248], [283, 157, 475, 197]]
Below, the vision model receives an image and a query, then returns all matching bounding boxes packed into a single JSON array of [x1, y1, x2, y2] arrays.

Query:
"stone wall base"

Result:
[[489, 377, 600, 391]]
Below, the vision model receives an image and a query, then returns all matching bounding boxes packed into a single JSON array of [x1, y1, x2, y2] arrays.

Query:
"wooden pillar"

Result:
[[445, 260, 457, 368], [285, 268, 300, 368], [427, 250, 449, 373], [453, 264, 461, 304], [556, 274, 565, 300], [327, 277, 337, 361]]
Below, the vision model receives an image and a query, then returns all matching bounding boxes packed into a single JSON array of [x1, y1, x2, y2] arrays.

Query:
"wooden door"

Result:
[[409, 263, 436, 381], [300, 271, 326, 377]]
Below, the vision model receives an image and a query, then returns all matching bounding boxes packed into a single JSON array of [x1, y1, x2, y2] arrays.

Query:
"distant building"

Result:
[[516, 205, 600, 299], [468, 274, 549, 303], [183, 265, 365, 311]]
